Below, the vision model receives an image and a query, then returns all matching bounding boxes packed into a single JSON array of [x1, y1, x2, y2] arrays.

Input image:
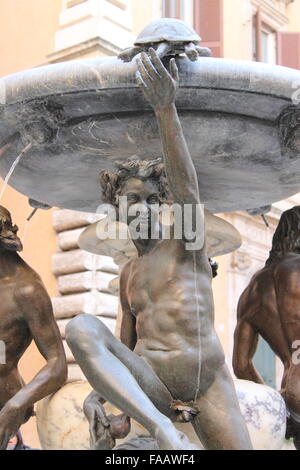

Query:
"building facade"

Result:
[[1, 0, 300, 446]]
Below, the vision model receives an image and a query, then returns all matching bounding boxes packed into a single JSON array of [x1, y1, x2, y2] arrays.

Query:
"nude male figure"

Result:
[[66, 49, 252, 450], [0, 206, 67, 449], [233, 206, 300, 449]]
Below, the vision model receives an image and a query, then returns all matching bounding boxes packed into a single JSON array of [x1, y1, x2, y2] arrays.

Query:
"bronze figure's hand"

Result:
[[84, 394, 113, 450], [84, 393, 130, 450], [0, 402, 28, 450], [136, 48, 179, 111]]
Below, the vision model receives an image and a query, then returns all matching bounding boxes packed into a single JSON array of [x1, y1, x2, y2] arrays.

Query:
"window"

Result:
[[253, 9, 277, 64], [261, 26, 277, 64], [162, 0, 181, 18], [162, 0, 194, 26]]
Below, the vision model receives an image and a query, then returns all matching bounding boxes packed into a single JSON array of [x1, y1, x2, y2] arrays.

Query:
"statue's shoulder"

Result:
[[120, 257, 137, 283], [274, 254, 300, 277], [238, 266, 271, 307], [14, 274, 48, 301]]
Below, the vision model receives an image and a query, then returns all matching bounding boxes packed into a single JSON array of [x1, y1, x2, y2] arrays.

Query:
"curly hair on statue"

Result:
[[266, 206, 300, 265], [99, 157, 169, 205]]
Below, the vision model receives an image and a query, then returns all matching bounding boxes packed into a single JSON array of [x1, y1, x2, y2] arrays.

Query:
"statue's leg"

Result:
[[66, 314, 198, 450], [283, 364, 300, 449], [283, 364, 300, 414], [192, 364, 253, 450]]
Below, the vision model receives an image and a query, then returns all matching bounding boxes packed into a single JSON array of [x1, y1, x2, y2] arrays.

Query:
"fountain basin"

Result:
[[0, 56, 300, 213]]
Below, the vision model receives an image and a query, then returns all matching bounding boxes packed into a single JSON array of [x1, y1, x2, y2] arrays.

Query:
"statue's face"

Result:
[[118, 177, 160, 234], [0, 214, 23, 252]]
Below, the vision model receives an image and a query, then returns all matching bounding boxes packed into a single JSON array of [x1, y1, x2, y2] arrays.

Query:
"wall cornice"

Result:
[[251, 0, 290, 29], [47, 37, 121, 63], [52, 0, 134, 62]]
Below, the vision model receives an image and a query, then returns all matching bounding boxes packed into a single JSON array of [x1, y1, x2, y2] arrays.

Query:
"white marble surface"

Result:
[[234, 379, 287, 450], [37, 379, 289, 450]]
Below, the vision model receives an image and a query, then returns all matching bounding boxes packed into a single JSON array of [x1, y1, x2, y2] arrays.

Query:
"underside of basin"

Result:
[[0, 56, 300, 213]]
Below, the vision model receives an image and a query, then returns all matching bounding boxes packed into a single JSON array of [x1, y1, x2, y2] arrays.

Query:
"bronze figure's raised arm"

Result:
[[0, 206, 67, 449], [136, 50, 200, 205], [66, 50, 252, 450]]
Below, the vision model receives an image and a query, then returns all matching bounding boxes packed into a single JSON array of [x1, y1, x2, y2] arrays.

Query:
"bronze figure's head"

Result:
[[266, 206, 300, 264], [0, 206, 23, 252], [100, 158, 169, 231]]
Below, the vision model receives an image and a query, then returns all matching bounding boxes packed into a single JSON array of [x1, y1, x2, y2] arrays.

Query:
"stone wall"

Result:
[[51, 209, 119, 381]]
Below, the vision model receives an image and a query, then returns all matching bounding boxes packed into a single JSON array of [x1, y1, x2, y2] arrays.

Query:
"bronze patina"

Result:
[[0, 206, 67, 449], [233, 206, 300, 449], [66, 49, 252, 451]]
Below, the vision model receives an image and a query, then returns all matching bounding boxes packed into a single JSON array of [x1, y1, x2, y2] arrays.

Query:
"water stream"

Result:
[[21, 219, 31, 245], [0, 142, 33, 202]]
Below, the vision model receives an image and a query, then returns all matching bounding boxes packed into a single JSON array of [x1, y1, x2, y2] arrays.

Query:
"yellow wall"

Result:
[[223, 0, 253, 60], [131, 0, 160, 35], [0, 0, 61, 76], [287, 1, 300, 31]]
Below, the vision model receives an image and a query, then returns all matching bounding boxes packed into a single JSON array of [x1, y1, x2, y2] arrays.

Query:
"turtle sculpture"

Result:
[[118, 18, 212, 62]]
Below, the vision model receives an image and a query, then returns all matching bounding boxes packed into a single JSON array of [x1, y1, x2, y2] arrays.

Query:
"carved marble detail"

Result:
[[230, 251, 253, 272]]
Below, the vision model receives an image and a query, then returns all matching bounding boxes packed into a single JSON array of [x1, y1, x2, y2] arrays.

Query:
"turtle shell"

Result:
[[134, 18, 201, 45]]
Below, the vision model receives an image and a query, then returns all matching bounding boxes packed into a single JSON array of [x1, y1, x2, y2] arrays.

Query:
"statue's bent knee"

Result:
[[66, 314, 97, 345], [66, 314, 112, 349]]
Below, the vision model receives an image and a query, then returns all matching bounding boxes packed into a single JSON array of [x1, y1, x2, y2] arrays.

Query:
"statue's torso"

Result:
[[0, 261, 40, 379], [123, 239, 225, 400], [238, 253, 300, 367]]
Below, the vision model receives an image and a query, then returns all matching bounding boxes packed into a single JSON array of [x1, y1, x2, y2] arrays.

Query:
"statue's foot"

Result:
[[118, 46, 143, 62], [155, 422, 200, 450]]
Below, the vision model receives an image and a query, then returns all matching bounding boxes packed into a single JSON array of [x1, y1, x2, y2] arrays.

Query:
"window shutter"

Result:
[[277, 32, 300, 69], [194, 0, 224, 58]]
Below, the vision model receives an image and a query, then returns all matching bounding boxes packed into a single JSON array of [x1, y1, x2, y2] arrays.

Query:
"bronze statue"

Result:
[[66, 49, 252, 450], [233, 206, 300, 449], [0, 206, 67, 450]]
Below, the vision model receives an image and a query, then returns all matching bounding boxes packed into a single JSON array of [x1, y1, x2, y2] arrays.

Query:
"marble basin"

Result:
[[0, 56, 300, 213]]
